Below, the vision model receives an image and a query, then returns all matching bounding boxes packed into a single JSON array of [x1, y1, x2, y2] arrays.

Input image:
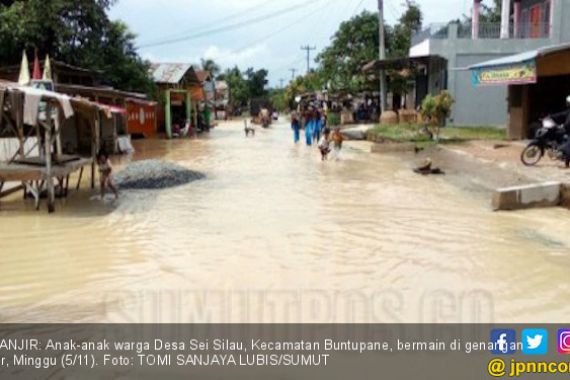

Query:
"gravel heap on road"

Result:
[[115, 160, 205, 190]]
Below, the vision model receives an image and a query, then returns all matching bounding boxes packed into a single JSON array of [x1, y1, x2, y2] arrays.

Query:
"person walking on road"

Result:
[[304, 108, 314, 146], [313, 107, 323, 144], [291, 112, 301, 143]]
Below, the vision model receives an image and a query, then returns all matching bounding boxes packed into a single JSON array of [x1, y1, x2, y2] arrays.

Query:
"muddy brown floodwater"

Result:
[[1, 119, 570, 323]]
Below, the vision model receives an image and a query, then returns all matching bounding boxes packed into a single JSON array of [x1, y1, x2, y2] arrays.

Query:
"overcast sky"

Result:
[[109, 0, 493, 87]]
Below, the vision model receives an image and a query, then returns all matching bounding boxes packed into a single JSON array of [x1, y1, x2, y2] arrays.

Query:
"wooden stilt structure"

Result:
[[0, 81, 103, 213]]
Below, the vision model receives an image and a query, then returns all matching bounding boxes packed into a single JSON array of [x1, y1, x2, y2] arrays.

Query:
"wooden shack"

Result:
[[0, 80, 118, 213], [150, 63, 200, 138], [0, 60, 156, 147]]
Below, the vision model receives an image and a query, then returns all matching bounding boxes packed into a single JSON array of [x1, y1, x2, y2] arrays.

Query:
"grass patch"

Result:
[[367, 124, 507, 146]]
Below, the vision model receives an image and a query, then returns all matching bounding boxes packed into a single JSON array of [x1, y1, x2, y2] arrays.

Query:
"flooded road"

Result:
[[1, 119, 570, 323]]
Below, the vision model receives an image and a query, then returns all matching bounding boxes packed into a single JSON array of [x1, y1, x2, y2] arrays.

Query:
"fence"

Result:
[[413, 22, 551, 44]]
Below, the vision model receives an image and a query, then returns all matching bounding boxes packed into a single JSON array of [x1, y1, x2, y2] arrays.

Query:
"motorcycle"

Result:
[[521, 116, 569, 167]]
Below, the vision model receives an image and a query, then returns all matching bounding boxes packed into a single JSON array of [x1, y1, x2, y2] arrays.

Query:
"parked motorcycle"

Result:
[[521, 116, 570, 167]]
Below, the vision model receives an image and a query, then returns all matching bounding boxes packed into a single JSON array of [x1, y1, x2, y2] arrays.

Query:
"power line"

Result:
[[140, 0, 275, 47], [137, 1, 316, 49], [351, 0, 367, 16], [300, 45, 317, 74], [216, 0, 329, 60]]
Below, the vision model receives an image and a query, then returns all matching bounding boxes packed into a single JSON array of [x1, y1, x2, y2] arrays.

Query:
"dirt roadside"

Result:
[[378, 140, 570, 197]]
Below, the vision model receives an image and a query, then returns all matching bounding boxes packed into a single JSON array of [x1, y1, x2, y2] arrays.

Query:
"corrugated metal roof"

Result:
[[194, 70, 212, 83], [150, 63, 195, 84], [468, 42, 570, 70]]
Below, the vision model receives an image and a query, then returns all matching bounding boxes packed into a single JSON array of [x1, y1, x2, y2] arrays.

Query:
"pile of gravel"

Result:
[[115, 159, 205, 190]]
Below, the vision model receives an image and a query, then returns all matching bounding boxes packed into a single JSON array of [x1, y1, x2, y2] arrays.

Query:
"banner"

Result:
[[471, 60, 537, 86]]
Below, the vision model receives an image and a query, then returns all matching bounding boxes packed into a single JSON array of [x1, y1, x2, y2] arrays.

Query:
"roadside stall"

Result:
[[0, 81, 117, 213], [468, 42, 570, 139]]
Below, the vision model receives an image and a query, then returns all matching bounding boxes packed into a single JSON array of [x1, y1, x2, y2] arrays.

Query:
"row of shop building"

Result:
[[0, 60, 229, 144]]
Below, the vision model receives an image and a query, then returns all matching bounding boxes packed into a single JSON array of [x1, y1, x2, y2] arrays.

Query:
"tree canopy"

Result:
[[201, 58, 221, 77], [0, 0, 155, 95], [218, 66, 268, 109], [283, 1, 423, 106]]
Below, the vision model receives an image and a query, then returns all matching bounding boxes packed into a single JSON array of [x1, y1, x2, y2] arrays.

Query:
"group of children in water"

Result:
[[291, 107, 344, 161]]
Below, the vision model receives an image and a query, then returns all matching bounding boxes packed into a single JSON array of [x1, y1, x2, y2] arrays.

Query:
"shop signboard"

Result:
[[471, 60, 537, 86]]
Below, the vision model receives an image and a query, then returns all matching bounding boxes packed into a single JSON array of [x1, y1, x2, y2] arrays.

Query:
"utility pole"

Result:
[[279, 78, 285, 89], [300, 45, 316, 74], [289, 68, 297, 81], [377, 0, 387, 113]]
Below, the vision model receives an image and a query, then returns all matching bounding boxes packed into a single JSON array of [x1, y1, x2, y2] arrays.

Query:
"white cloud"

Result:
[[202, 44, 269, 67]]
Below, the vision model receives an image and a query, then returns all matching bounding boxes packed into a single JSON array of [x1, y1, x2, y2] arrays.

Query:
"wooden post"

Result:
[[91, 110, 100, 189], [165, 90, 172, 139], [14, 93, 25, 160], [54, 110, 63, 156], [45, 102, 55, 213], [76, 166, 84, 190], [185, 91, 192, 129]]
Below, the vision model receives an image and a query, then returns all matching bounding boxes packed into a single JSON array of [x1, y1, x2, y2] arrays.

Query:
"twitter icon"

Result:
[[522, 329, 548, 355]]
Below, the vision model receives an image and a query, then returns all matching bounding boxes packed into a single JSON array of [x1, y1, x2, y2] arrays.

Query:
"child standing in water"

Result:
[[318, 128, 331, 161], [331, 127, 344, 160], [97, 149, 119, 200]]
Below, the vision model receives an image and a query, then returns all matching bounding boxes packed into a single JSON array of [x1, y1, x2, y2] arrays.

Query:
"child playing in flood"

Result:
[[318, 128, 331, 161], [97, 149, 119, 200], [331, 127, 344, 160]]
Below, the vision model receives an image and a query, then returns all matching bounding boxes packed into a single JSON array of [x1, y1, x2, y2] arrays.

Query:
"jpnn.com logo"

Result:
[[490, 329, 517, 355]]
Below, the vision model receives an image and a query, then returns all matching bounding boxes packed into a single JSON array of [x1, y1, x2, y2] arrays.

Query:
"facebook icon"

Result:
[[491, 329, 517, 355]]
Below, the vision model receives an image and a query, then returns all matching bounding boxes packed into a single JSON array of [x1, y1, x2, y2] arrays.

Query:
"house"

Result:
[[193, 70, 216, 125], [468, 42, 570, 139], [214, 81, 229, 120], [150, 63, 200, 138], [407, 0, 570, 127]]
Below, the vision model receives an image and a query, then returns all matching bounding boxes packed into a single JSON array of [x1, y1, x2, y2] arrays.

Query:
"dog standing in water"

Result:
[[244, 120, 255, 137]]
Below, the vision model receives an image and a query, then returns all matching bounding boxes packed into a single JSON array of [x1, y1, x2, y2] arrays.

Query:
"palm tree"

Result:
[[201, 58, 221, 77]]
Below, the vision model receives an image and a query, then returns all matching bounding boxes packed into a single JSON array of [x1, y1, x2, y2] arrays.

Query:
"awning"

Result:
[[96, 103, 128, 115], [362, 55, 446, 72], [468, 42, 570, 86]]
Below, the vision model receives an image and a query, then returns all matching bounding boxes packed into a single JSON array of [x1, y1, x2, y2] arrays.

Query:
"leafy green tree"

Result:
[[219, 66, 268, 109], [316, 10, 379, 93], [284, 72, 321, 109], [390, 0, 423, 58], [201, 58, 221, 77], [480, 0, 502, 23], [315, 3, 423, 102], [0, 0, 155, 95], [245, 68, 268, 99], [219, 66, 248, 109], [270, 89, 288, 112]]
